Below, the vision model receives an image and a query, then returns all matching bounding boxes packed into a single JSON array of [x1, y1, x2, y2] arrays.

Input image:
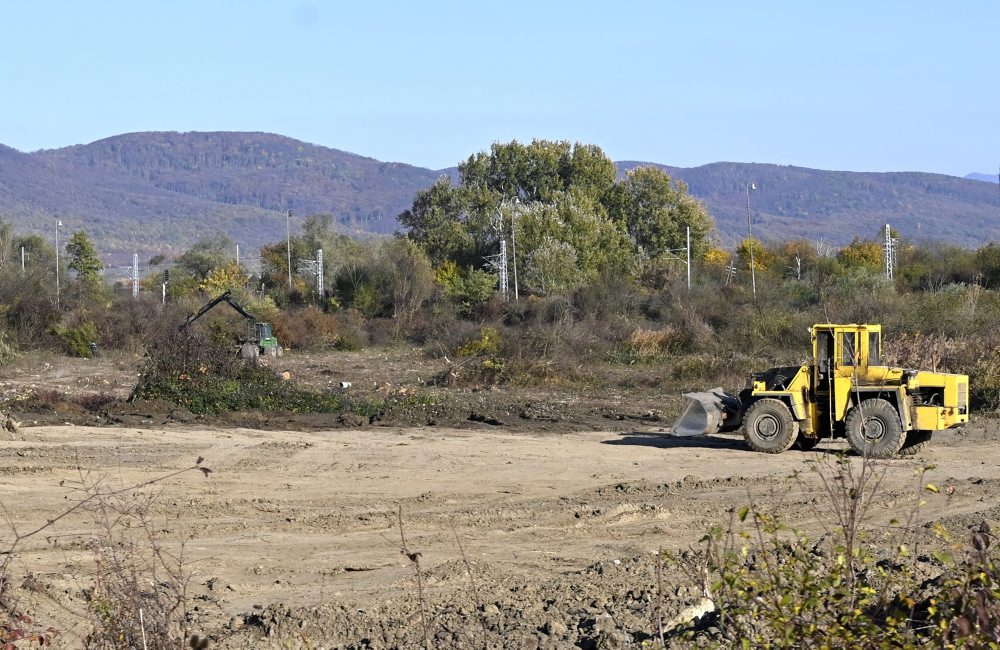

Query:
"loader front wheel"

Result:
[[743, 399, 798, 454], [845, 399, 904, 458]]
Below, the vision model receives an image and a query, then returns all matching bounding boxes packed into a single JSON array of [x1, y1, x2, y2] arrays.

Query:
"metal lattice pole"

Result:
[[883, 224, 897, 281], [316, 249, 324, 299], [132, 253, 139, 298]]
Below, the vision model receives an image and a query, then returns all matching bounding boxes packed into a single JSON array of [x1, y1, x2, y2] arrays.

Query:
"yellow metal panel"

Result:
[[833, 376, 853, 421], [913, 406, 944, 431]]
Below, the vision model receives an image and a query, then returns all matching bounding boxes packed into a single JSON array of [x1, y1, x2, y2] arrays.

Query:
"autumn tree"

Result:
[[837, 237, 883, 272]]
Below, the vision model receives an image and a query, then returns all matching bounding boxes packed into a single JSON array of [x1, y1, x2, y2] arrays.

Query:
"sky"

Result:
[[1, 1, 997, 177]]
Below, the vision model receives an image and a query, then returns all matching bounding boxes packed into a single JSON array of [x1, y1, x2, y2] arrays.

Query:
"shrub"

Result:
[[663, 457, 1000, 648], [52, 321, 99, 357], [271, 305, 341, 351], [130, 327, 342, 414], [457, 326, 502, 358]]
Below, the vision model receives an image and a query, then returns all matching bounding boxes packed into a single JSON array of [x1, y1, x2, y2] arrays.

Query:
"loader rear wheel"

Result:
[[899, 431, 933, 456], [845, 399, 904, 459], [743, 399, 798, 454]]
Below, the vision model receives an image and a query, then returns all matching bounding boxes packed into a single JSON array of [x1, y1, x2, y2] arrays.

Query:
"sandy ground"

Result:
[[1, 350, 997, 647], [1, 415, 998, 647]]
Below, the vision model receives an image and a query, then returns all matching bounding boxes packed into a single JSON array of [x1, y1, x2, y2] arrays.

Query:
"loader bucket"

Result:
[[670, 388, 743, 437]]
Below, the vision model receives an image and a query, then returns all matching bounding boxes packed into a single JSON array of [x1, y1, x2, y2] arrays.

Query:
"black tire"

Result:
[[845, 398, 904, 459], [743, 398, 799, 454], [899, 430, 933, 456], [796, 434, 821, 451]]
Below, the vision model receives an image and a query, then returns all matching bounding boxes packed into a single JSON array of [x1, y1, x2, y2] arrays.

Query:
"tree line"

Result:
[[3, 138, 1000, 369]]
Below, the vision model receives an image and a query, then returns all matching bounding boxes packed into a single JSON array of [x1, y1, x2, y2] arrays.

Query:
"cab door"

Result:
[[813, 329, 835, 434]]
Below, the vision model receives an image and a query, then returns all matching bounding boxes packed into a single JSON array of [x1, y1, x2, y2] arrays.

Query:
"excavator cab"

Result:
[[254, 322, 281, 356]]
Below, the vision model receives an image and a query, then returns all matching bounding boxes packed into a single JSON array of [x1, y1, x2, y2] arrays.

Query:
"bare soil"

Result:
[[1, 350, 998, 648]]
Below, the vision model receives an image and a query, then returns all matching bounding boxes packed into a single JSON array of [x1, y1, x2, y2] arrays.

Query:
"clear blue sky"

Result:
[[2, 1, 997, 177]]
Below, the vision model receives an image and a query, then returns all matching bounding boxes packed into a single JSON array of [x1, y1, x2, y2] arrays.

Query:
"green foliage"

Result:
[[735, 237, 775, 273], [398, 177, 475, 267], [975, 243, 1000, 289], [517, 191, 632, 294], [606, 166, 714, 261], [399, 140, 712, 297], [174, 234, 233, 281], [436, 261, 497, 316], [457, 326, 502, 358], [131, 328, 343, 414], [51, 321, 98, 357], [65, 230, 103, 290]]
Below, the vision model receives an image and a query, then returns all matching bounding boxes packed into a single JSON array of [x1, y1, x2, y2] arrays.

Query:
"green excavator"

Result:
[[181, 290, 283, 358]]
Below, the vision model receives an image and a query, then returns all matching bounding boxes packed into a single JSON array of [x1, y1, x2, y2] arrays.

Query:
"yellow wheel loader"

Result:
[[671, 324, 969, 458]]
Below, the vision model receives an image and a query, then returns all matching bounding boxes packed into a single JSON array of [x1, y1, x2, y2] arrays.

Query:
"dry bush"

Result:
[[0, 460, 211, 649], [882, 332, 970, 374], [5, 295, 60, 349], [90, 296, 168, 354], [82, 483, 197, 649], [270, 305, 342, 351], [628, 327, 672, 359], [664, 457, 1000, 648], [421, 317, 482, 361]]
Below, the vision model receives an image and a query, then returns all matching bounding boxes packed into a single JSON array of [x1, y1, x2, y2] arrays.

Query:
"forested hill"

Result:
[[618, 161, 1000, 247], [0, 132, 442, 253], [0, 131, 997, 253]]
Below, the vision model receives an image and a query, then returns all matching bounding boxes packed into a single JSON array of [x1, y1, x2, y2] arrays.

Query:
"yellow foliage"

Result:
[[703, 247, 730, 269], [199, 261, 249, 295], [736, 238, 775, 272], [837, 238, 883, 270]]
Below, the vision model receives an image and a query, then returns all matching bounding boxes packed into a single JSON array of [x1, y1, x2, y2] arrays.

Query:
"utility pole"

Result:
[[487, 203, 509, 299], [511, 199, 519, 301], [883, 224, 898, 281], [286, 210, 293, 291], [132, 253, 139, 299], [745, 182, 757, 302], [316, 249, 324, 299], [686, 226, 691, 291], [55, 220, 62, 310]]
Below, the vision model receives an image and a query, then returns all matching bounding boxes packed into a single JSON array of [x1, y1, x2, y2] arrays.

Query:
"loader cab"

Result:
[[811, 324, 882, 424]]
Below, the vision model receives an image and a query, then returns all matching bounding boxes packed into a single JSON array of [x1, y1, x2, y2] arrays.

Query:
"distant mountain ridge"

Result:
[[965, 172, 999, 184], [0, 131, 998, 254], [618, 161, 1000, 247], [0, 132, 443, 254]]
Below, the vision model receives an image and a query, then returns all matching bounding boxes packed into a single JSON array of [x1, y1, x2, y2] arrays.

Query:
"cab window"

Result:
[[841, 332, 856, 366], [868, 332, 881, 365]]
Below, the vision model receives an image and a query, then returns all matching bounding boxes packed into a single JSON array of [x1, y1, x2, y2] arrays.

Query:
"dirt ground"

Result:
[[1, 350, 998, 648]]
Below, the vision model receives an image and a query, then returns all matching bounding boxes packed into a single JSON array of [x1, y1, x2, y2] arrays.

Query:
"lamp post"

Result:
[[286, 210, 293, 291], [55, 220, 62, 310], [745, 182, 757, 302]]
